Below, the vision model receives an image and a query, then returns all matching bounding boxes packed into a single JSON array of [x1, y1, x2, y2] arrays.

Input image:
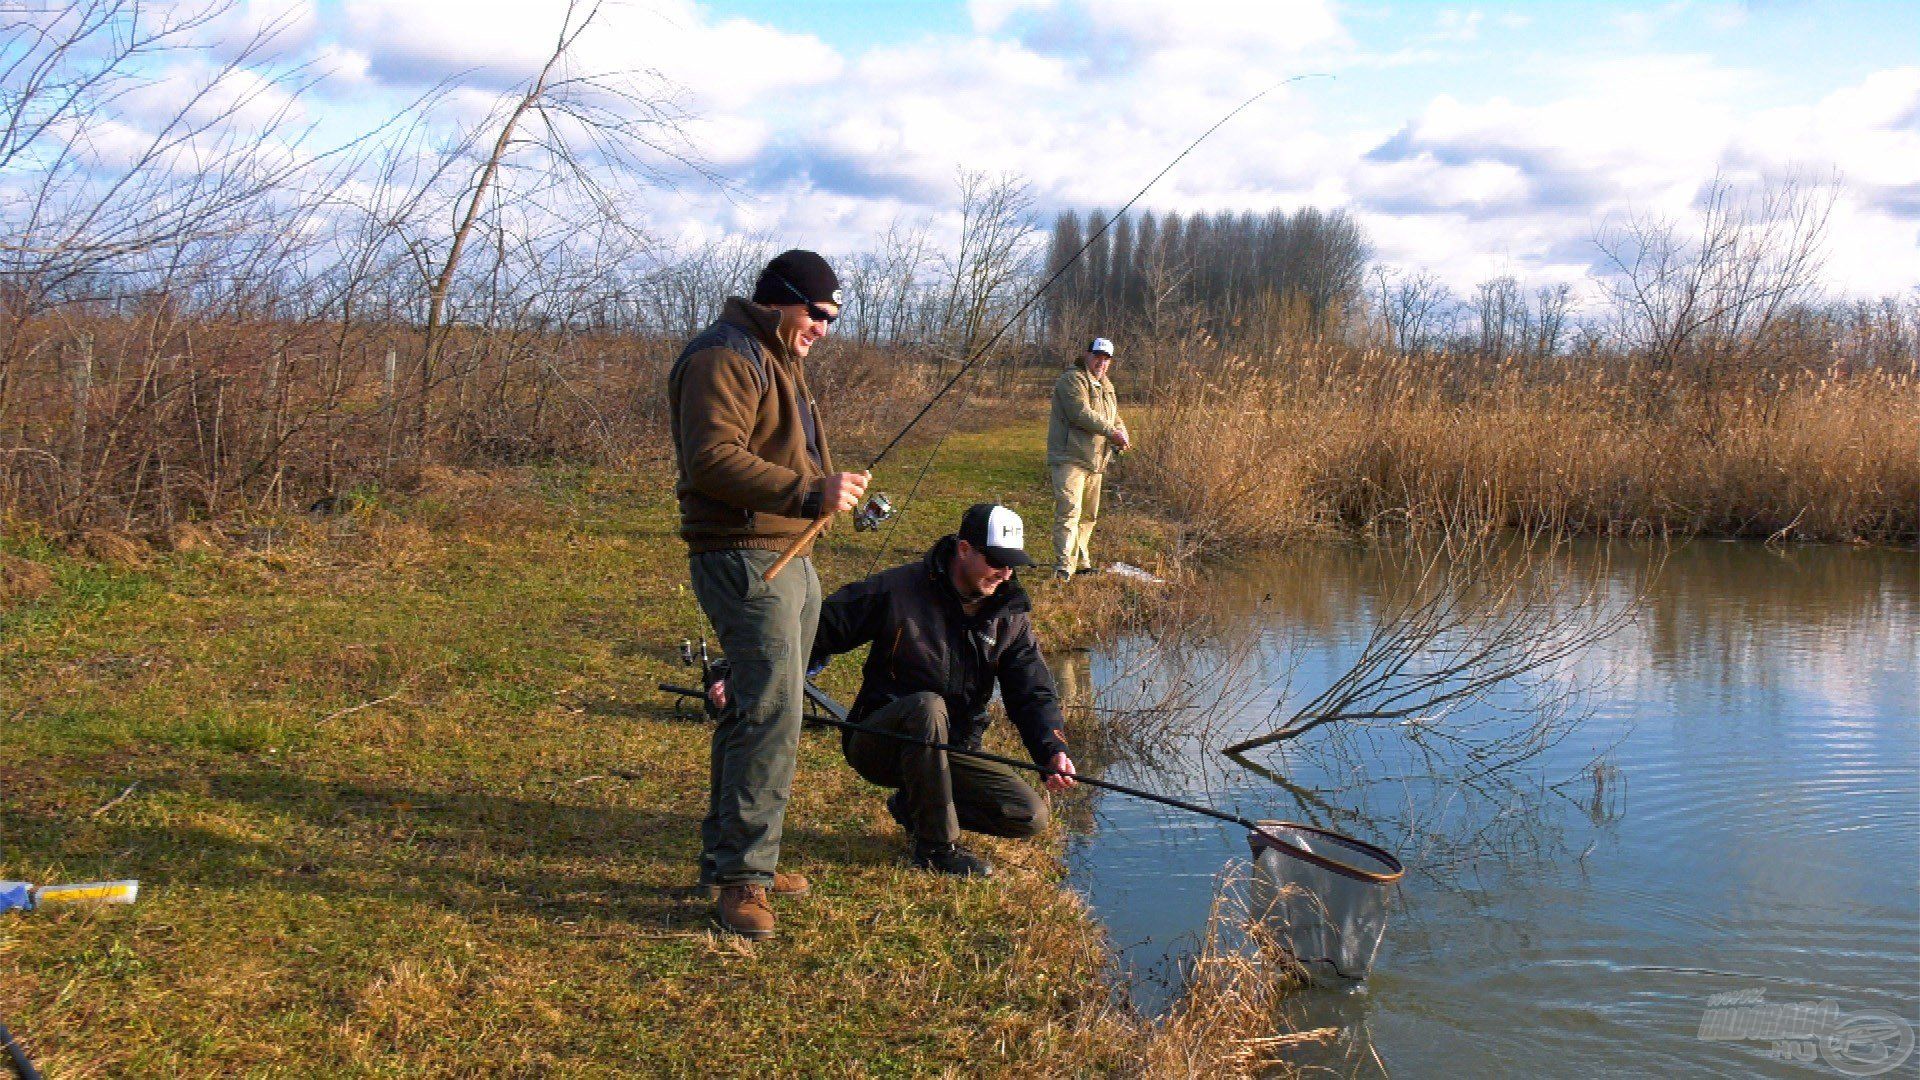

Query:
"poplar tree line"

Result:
[[1040, 207, 1372, 346]]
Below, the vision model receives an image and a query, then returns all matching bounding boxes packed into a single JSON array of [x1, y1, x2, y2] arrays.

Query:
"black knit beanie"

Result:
[[752, 249, 842, 307]]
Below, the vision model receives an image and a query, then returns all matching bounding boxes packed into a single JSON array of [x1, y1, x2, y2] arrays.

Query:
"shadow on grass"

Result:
[[3, 769, 897, 931]]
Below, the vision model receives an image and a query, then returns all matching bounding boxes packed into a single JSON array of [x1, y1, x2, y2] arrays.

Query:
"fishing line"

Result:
[[764, 75, 1324, 583], [862, 74, 1324, 475], [860, 337, 1020, 574], [850, 75, 1325, 571]]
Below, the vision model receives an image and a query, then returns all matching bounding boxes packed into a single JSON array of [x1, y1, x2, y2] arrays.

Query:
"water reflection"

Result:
[[1066, 541, 1919, 1077]]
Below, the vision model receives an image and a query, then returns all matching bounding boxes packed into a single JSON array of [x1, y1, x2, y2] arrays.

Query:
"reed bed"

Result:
[[1130, 349, 1919, 548]]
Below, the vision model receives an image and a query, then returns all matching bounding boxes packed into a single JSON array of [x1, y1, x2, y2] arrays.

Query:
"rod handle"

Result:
[[762, 515, 832, 582]]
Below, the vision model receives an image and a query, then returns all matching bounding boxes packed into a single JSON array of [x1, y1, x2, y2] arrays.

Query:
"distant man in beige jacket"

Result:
[[1046, 337, 1128, 580]]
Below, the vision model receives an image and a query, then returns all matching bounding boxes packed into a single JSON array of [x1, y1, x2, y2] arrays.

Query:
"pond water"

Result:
[[1062, 541, 1919, 1077]]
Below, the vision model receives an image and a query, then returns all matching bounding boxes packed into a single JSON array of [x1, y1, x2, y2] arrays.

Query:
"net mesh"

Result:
[[1249, 822, 1399, 980]]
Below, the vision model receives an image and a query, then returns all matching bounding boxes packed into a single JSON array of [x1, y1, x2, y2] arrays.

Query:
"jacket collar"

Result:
[[923, 534, 1030, 619], [721, 296, 793, 364]]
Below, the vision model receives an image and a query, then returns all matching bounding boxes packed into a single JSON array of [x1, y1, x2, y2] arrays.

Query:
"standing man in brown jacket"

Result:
[[667, 249, 868, 939], [1046, 337, 1128, 580]]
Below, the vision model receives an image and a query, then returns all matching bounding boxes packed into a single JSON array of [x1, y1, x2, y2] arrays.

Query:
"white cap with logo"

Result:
[[959, 502, 1035, 568], [1088, 337, 1115, 356]]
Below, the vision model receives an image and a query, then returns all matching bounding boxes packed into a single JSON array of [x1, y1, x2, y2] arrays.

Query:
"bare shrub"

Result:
[[1224, 530, 1638, 769], [1595, 171, 1834, 389]]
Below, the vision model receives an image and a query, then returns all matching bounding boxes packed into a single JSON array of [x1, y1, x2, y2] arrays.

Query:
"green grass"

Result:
[[0, 422, 1175, 1077]]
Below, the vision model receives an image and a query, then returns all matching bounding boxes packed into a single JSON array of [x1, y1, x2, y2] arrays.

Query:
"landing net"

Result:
[[1248, 821, 1404, 981]]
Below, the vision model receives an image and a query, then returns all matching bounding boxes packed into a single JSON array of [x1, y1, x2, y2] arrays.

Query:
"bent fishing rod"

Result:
[[656, 678, 1401, 883], [762, 75, 1322, 582]]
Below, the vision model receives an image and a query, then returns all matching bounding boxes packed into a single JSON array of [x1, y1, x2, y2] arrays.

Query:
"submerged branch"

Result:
[[1224, 530, 1644, 758]]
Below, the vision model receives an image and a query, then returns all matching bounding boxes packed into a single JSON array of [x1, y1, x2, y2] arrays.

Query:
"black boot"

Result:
[[911, 841, 993, 878], [885, 791, 912, 834]]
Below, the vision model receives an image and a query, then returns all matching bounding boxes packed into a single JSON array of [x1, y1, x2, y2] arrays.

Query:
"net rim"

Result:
[[1247, 819, 1406, 885]]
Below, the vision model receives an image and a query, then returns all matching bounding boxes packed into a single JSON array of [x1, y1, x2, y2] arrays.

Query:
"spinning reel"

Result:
[[852, 491, 895, 532]]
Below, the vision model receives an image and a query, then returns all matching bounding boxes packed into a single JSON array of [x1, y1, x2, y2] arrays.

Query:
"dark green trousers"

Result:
[[844, 691, 1049, 847], [689, 548, 821, 887]]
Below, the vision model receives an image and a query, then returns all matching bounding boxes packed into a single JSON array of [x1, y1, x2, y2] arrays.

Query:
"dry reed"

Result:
[[1122, 865, 1316, 1077], [1131, 348, 1918, 548]]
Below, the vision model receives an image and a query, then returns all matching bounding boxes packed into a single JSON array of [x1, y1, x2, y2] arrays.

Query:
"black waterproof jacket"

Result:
[[809, 536, 1069, 765]]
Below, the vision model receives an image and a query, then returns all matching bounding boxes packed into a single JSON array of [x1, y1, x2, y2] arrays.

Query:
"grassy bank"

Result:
[[0, 420, 1254, 1077]]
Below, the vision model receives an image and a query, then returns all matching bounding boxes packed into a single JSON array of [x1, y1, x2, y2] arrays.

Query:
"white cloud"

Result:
[[336, 0, 838, 102], [71, 0, 1913, 303], [1431, 9, 1484, 43]]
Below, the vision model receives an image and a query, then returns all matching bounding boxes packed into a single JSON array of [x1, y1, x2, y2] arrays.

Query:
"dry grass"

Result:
[[1130, 350, 1919, 548], [1, 418, 1314, 1078], [0, 551, 54, 605], [1124, 868, 1317, 1077]]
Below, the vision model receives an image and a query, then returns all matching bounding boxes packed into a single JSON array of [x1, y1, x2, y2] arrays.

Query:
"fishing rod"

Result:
[[761, 75, 1323, 583], [659, 679, 1259, 830], [0, 1018, 39, 1080], [656, 678, 1401, 884]]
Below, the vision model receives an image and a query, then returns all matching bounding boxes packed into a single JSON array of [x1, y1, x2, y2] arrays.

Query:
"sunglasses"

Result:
[[775, 273, 838, 325]]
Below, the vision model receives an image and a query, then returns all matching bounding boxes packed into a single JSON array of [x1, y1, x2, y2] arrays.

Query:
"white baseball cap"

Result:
[[959, 503, 1034, 568], [1088, 337, 1115, 356]]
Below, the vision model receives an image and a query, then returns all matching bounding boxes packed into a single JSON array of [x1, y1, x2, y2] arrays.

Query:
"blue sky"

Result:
[[61, 0, 1920, 299], [686, 0, 1920, 296]]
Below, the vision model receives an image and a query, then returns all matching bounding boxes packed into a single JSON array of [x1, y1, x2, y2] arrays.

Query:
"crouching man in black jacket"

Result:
[[813, 503, 1077, 877]]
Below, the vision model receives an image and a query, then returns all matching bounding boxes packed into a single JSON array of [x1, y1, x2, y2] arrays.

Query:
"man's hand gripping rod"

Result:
[[760, 487, 892, 581], [759, 77, 1315, 582]]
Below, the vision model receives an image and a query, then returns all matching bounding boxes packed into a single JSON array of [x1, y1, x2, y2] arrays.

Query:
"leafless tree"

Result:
[[841, 217, 935, 346], [935, 169, 1039, 372], [1223, 529, 1641, 777], [1471, 275, 1528, 364], [403, 0, 700, 452], [648, 233, 772, 338], [1594, 170, 1834, 382], [1374, 266, 1455, 357], [1531, 282, 1573, 359]]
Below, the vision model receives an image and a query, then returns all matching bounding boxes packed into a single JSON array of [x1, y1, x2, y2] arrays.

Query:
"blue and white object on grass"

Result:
[[0, 879, 140, 913]]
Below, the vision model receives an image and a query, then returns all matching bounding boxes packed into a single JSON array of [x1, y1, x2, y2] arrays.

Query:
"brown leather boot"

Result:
[[716, 884, 775, 940], [703, 871, 809, 900]]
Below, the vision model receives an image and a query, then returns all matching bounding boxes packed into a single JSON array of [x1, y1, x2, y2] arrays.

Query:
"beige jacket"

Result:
[[1046, 360, 1121, 472]]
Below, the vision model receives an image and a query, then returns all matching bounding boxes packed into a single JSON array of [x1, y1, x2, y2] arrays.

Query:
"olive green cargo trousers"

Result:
[[689, 548, 821, 887]]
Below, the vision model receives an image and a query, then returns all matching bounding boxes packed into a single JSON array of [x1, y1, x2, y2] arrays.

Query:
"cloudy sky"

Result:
[[230, 0, 1919, 298]]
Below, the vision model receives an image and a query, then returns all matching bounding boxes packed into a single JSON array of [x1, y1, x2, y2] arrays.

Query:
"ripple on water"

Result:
[[1068, 541, 1920, 1077]]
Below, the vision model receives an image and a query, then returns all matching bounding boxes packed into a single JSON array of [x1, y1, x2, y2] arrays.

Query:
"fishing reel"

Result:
[[668, 638, 728, 720], [664, 637, 837, 729], [852, 491, 895, 532]]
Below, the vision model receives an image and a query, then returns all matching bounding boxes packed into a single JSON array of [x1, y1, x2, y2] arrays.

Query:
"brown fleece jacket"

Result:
[[667, 296, 835, 555]]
